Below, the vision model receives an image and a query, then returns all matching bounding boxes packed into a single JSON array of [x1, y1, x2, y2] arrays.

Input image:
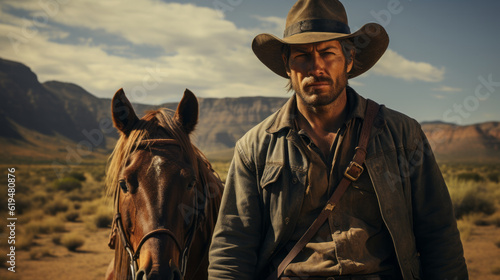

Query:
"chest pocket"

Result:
[[260, 164, 283, 189]]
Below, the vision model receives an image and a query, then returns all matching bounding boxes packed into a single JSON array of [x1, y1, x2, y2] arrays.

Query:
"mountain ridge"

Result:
[[1, 57, 499, 163]]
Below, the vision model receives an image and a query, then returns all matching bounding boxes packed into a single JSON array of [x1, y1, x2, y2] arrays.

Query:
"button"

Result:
[[292, 177, 298, 184], [285, 217, 290, 225]]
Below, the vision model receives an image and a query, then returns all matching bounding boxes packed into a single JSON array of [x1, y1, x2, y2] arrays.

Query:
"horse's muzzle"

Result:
[[135, 264, 182, 280]]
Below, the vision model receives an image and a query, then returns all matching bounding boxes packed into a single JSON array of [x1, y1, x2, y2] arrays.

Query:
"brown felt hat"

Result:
[[252, 0, 389, 79]]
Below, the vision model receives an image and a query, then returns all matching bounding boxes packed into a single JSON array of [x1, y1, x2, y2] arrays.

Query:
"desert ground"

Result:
[[1, 162, 499, 280]]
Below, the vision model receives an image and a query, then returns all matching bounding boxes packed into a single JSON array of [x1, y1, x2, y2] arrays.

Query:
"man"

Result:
[[208, 0, 468, 279]]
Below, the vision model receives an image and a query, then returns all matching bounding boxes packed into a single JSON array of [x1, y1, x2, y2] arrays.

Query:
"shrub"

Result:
[[53, 177, 82, 192], [25, 217, 66, 235], [90, 168, 106, 182], [487, 172, 500, 183], [457, 172, 484, 182], [16, 231, 35, 251], [448, 178, 496, 219], [52, 234, 61, 245], [80, 199, 106, 215], [29, 247, 53, 260], [483, 212, 500, 227], [457, 219, 473, 242], [0, 252, 7, 267], [68, 171, 86, 181], [44, 198, 70, 215], [14, 193, 32, 215], [20, 210, 45, 223], [65, 210, 80, 222], [94, 211, 113, 228], [61, 233, 85, 251], [31, 191, 48, 205], [492, 266, 500, 275]]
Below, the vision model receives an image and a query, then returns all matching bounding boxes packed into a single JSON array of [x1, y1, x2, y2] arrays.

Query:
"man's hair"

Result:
[[282, 39, 361, 92]]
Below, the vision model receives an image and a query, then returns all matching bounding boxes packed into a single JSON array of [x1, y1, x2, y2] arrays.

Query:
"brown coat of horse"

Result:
[[104, 89, 223, 280]]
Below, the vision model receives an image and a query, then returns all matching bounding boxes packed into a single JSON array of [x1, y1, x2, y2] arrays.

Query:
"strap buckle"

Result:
[[344, 161, 364, 181]]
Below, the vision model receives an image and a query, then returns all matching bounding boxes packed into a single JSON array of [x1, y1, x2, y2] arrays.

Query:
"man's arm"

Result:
[[410, 129, 468, 279], [208, 142, 263, 280]]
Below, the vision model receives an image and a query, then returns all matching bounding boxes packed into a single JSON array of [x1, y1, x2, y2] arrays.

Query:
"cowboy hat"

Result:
[[252, 0, 389, 79]]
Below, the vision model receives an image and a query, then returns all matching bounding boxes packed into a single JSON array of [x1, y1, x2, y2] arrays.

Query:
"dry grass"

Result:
[[61, 233, 85, 252], [29, 247, 54, 260], [1, 162, 498, 279], [457, 219, 474, 242], [211, 160, 231, 183], [25, 216, 66, 236], [446, 177, 497, 219], [492, 266, 500, 275]]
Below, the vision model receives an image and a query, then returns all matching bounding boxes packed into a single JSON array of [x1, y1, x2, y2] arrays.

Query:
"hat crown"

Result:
[[286, 0, 349, 29]]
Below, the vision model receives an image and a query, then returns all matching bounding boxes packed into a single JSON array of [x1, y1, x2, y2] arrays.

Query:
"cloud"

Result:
[[348, 80, 364, 87], [432, 94, 446, 100], [251, 15, 285, 36], [0, 0, 449, 106], [0, 0, 287, 104], [432, 85, 462, 92], [372, 49, 445, 82]]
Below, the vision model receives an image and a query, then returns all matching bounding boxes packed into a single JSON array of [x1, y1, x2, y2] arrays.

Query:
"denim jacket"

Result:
[[208, 88, 468, 280]]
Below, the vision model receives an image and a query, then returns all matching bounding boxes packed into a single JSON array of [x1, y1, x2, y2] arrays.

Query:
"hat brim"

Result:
[[252, 23, 389, 79]]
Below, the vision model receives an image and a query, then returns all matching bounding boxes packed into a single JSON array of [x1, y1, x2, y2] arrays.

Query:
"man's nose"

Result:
[[308, 52, 326, 76]]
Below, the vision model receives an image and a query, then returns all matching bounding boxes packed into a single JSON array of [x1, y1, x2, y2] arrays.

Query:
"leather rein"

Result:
[[111, 138, 205, 280]]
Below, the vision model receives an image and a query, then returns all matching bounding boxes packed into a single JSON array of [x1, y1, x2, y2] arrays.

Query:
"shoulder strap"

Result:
[[266, 99, 380, 280]]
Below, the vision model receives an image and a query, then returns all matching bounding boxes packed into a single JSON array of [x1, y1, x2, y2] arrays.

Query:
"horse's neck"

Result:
[[185, 164, 222, 280]]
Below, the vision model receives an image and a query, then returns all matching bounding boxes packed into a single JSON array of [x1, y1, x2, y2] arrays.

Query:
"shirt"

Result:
[[276, 93, 399, 277]]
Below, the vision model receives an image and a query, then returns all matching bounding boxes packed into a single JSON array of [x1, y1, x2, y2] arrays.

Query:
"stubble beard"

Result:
[[292, 70, 348, 110]]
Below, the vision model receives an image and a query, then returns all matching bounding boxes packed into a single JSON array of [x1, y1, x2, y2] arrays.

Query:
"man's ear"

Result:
[[346, 49, 355, 73]]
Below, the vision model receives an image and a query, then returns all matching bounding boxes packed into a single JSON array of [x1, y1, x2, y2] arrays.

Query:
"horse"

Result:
[[104, 88, 223, 280]]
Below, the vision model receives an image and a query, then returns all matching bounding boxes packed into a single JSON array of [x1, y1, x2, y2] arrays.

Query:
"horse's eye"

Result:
[[187, 180, 196, 190], [119, 180, 128, 193]]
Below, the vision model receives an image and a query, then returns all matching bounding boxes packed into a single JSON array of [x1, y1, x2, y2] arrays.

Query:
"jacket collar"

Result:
[[266, 86, 368, 134]]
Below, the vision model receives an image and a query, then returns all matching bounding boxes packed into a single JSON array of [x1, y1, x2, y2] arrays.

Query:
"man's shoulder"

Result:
[[350, 87, 421, 132], [373, 102, 426, 152], [379, 104, 420, 129], [236, 109, 280, 151]]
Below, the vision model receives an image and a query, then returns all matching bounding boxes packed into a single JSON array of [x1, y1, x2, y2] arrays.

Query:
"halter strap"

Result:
[[134, 228, 183, 260], [136, 138, 181, 149]]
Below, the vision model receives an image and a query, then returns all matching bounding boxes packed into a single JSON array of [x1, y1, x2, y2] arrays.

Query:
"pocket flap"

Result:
[[260, 164, 283, 189]]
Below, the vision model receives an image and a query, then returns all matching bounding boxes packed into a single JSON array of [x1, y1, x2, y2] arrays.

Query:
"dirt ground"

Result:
[[0, 222, 114, 280], [463, 225, 500, 280], [0, 223, 499, 280]]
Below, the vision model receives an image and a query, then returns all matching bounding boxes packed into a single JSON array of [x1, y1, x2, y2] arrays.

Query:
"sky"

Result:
[[0, 0, 499, 125]]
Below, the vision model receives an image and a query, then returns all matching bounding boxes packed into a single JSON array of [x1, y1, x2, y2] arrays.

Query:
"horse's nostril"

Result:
[[136, 269, 147, 280], [172, 266, 182, 280]]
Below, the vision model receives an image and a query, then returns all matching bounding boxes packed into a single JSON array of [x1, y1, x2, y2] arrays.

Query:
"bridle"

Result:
[[111, 138, 205, 280]]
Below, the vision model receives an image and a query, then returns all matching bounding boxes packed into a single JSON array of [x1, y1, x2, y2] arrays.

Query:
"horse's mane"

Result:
[[105, 108, 223, 279]]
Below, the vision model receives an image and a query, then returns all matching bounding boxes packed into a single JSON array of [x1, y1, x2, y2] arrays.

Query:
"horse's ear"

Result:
[[111, 88, 139, 135], [174, 89, 198, 135]]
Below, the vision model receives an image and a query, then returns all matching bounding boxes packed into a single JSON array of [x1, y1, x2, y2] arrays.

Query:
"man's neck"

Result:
[[296, 89, 349, 157], [296, 89, 349, 134]]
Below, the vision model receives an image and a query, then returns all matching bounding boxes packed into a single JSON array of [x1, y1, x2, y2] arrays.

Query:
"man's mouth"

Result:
[[302, 76, 332, 89]]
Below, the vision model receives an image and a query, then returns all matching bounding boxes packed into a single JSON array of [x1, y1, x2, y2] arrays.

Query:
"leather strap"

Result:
[[266, 99, 380, 280]]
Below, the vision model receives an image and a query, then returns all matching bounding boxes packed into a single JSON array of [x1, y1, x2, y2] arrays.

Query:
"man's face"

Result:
[[285, 40, 353, 108]]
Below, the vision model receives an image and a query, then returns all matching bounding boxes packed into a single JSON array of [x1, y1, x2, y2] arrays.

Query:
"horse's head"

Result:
[[107, 88, 205, 280]]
